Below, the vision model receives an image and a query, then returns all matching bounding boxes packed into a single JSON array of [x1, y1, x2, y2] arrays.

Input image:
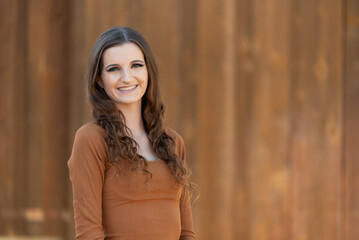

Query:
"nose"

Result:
[[121, 68, 132, 83]]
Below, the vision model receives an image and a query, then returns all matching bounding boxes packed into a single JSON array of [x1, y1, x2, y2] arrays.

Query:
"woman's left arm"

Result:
[[179, 185, 196, 240], [178, 137, 196, 240]]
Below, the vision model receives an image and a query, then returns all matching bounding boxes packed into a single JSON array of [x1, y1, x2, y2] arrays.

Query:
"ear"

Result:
[[98, 78, 104, 88]]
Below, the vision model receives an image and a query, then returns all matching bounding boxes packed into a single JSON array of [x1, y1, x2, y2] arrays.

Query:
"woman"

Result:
[[67, 26, 196, 240]]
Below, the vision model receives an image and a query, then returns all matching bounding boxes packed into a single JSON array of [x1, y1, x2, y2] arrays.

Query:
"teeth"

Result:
[[119, 85, 136, 91]]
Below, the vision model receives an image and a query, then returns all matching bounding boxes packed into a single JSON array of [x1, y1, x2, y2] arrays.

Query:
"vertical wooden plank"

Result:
[[0, 0, 27, 235], [175, 0, 200, 232], [235, 1, 254, 238], [26, 0, 69, 236], [344, 0, 359, 239], [42, 0, 69, 236], [196, 0, 236, 239], [290, 0, 343, 239], [68, 0, 88, 136], [26, 0, 48, 233], [235, 0, 292, 239]]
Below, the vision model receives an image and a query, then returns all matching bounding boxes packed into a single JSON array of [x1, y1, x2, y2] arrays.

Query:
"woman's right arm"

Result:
[[67, 124, 108, 240]]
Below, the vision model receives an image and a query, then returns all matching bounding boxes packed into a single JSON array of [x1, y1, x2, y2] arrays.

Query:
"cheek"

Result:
[[133, 71, 148, 86], [101, 74, 117, 88], [142, 69, 149, 86]]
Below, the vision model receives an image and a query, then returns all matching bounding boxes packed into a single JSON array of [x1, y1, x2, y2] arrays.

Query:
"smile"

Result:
[[118, 85, 137, 91]]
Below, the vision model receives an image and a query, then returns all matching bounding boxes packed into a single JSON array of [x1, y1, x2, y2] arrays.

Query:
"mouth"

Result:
[[117, 85, 138, 92]]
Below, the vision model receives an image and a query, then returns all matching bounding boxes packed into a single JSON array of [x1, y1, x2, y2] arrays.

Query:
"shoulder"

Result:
[[165, 127, 184, 146], [72, 122, 108, 154], [74, 121, 107, 145], [75, 121, 106, 139], [165, 127, 186, 159], [69, 122, 108, 169]]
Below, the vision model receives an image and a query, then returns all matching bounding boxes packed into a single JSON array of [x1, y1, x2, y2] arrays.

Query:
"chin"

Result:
[[115, 99, 142, 107]]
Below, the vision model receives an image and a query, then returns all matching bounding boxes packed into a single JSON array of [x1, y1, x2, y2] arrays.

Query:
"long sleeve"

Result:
[[178, 136, 197, 240], [67, 124, 108, 240]]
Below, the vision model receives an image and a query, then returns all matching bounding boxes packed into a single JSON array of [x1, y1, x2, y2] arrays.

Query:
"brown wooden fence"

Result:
[[1, 0, 358, 239]]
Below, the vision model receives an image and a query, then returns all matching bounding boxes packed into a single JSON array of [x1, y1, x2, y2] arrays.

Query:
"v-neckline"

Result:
[[144, 157, 161, 163]]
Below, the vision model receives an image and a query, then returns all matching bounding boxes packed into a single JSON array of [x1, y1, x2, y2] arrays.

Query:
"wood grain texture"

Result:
[[196, 0, 236, 239], [290, 0, 343, 239], [0, 0, 27, 234], [344, 0, 359, 239], [0, 0, 358, 239], [25, 0, 69, 236], [236, 0, 292, 239]]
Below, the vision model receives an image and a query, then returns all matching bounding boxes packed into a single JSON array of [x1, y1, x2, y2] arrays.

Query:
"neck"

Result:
[[117, 102, 145, 138]]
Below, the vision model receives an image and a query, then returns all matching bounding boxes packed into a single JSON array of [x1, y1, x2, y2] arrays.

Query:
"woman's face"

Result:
[[100, 42, 148, 111]]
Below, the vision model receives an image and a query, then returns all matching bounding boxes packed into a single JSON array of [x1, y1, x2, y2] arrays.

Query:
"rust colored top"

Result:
[[68, 122, 196, 240]]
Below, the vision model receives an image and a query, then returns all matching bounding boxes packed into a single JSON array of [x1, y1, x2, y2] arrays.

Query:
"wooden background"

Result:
[[0, 0, 358, 239]]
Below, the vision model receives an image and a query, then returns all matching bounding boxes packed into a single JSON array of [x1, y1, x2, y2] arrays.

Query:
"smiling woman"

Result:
[[67, 27, 197, 240], [99, 43, 149, 111]]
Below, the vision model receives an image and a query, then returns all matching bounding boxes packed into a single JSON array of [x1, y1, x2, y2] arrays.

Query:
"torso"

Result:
[[68, 122, 196, 239]]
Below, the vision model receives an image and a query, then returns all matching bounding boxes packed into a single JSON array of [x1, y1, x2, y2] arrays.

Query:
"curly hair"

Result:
[[87, 26, 193, 191]]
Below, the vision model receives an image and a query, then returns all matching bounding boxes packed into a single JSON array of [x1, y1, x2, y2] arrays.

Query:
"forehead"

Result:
[[102, 42, 145, 65]]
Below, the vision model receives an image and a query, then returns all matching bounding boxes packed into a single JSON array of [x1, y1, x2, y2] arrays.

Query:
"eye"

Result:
[[107, 67, 120, 72], [132, 63, 144, 68]]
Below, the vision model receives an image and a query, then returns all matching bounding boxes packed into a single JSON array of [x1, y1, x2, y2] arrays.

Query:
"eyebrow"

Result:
[[104, 60, 145, 70]]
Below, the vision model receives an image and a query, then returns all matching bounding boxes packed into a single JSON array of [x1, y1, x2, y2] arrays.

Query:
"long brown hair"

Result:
[[87, 26, 192, 190]]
